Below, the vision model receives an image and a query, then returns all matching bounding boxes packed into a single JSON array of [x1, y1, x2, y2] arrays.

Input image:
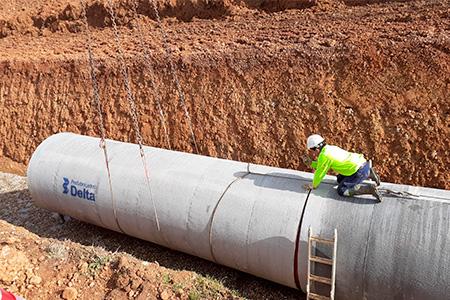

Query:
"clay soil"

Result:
[[0, 0, 449, 299], [0, 0, 448, 188]]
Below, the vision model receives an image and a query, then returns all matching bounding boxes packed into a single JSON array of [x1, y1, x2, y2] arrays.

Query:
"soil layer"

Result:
[[0, 0, 449, 189]]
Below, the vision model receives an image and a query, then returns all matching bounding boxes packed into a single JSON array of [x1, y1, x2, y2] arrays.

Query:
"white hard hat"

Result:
[[307, 134, 324, 149]]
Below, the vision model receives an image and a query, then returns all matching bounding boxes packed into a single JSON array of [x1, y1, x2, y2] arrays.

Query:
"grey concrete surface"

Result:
[[27, 133, 450, 299]]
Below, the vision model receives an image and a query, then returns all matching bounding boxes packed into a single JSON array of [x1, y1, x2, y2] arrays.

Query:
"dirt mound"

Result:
[[0, 0, 317, 38], [0, 218, 241, 299], [344, 0, 412, 5]]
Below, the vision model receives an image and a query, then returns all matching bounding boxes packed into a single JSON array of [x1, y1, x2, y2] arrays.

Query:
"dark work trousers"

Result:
[[336, 161, 370, 196]]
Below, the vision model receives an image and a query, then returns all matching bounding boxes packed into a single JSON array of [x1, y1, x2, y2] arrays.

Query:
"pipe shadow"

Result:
[[0, 188, 304, 300], [234, 171, 312, 193], [234, 171, 377, 204]]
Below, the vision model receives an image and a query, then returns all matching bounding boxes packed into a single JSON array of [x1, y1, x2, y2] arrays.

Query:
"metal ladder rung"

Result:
[[308, 292, 330, 300], [310, 236, 334, 244], [310, 274, 332, 285], [310, 255, 333, 265], [307, 227, 337, 300]]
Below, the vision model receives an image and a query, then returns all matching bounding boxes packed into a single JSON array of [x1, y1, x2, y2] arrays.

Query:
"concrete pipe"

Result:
[[27, 133, 450, 299]]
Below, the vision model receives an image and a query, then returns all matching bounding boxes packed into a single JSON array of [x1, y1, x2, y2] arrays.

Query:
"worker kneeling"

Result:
[[303, 134, 382, 202]]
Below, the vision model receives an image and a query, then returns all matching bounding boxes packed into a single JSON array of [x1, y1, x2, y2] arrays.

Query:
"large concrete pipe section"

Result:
[[27, 133, 450, 299]]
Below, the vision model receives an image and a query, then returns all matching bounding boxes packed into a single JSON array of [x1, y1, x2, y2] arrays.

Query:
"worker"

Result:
[[302, 134, 382, 202]]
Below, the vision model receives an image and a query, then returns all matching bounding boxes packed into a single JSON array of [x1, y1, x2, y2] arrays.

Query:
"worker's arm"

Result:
[[312, 155, 332, 188], [301, 154, 318, 169], [301, 154, 315, 168]]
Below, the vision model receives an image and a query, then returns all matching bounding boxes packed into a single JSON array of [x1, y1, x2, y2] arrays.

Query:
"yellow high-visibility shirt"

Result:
[[310, 145, 366, 188]]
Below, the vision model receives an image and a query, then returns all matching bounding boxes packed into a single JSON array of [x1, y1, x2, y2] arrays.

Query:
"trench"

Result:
[[0, 0, 448, 190]]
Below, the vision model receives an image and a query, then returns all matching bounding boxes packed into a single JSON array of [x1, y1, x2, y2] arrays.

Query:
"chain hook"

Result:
[[99, 137, 106, 149]]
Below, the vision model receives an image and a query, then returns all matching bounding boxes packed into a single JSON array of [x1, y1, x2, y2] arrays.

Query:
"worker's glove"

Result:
[[303, 183, 313, 191], [301, 154, 312, 166]]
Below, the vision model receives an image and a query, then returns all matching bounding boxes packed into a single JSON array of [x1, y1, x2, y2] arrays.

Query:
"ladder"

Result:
[[307, 227, 337, 300]]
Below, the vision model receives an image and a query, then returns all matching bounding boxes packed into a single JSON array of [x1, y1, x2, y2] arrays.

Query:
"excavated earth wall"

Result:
[[0, 0, 449, 189]]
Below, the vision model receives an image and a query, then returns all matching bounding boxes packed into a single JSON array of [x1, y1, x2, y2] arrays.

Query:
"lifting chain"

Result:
[[106, 0, 144, 151], [147, 0, 199, 154], [81, 0, 106, 143], [106, 0, 160, 231], [80, 0, 124, 233], [130, 0, 171, 149]]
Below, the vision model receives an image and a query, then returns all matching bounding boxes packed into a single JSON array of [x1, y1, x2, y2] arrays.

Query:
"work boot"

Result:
[[373, 188, 382, 202], [368, 160, 381, 186], [344, 184, 383, 202]]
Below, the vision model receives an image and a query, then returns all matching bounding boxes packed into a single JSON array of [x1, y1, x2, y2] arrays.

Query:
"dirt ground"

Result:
[[0, 0, 449, 299]]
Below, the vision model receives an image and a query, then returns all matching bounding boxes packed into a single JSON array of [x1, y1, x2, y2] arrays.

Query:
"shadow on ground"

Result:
[[0, 188, 305, 300]]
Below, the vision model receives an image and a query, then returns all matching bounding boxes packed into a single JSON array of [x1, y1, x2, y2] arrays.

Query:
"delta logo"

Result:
[[62, 177, 96, 201]]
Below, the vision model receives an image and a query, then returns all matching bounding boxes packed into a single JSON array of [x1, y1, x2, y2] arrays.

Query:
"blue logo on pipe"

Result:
[[62, 177, 96, 202], [63, 177, 70, 194]]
